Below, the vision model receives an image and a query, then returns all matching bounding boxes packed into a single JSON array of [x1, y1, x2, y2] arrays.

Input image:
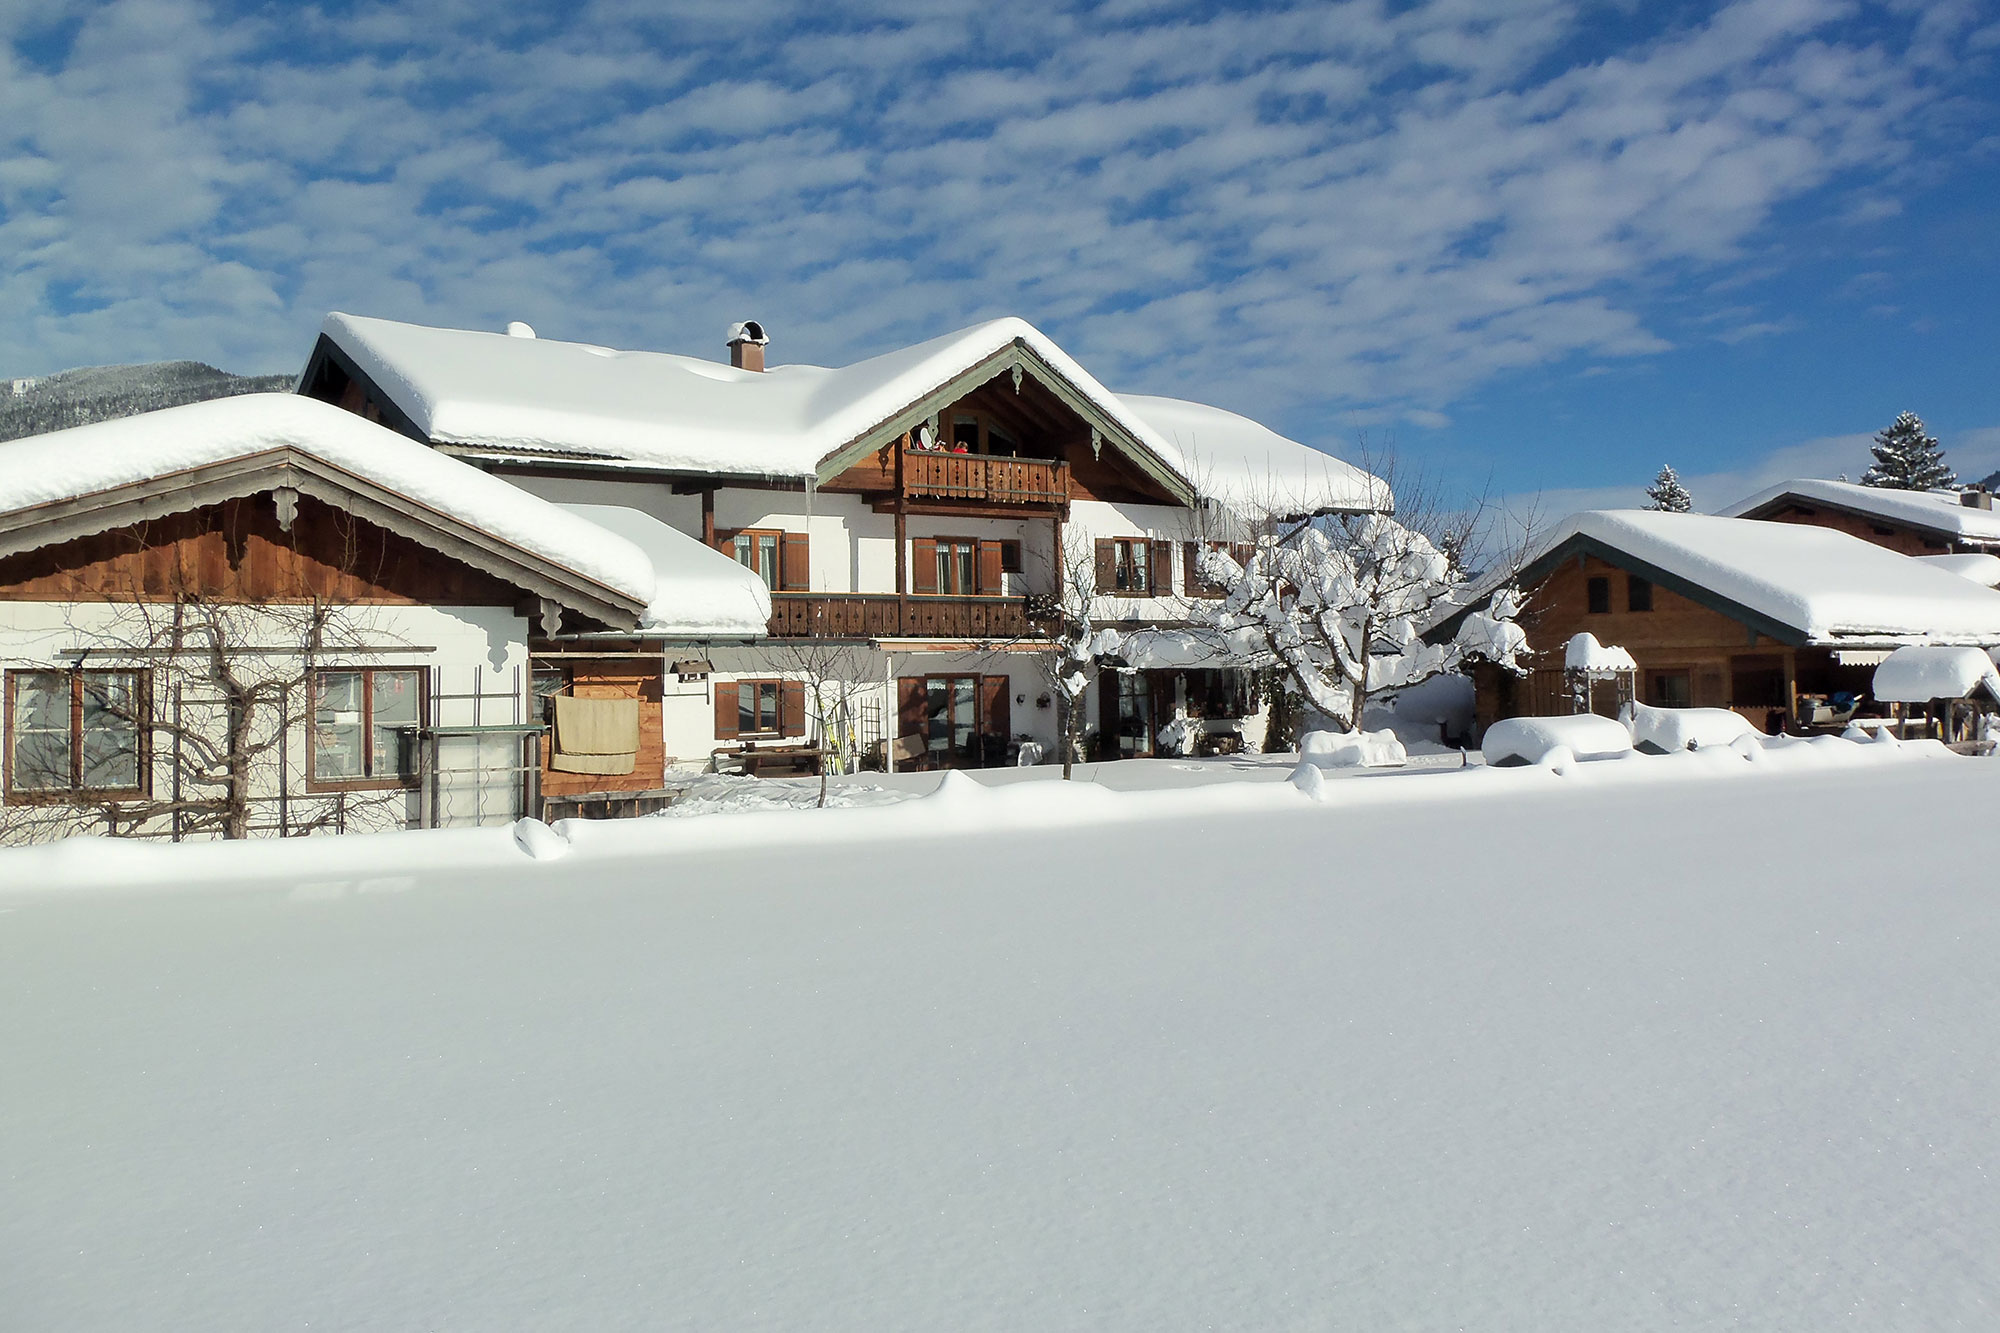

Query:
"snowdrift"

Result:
[[1298, 728, 1408, 769], [1481, 714, 1633, 767], [1622, 701, 1762, 754]]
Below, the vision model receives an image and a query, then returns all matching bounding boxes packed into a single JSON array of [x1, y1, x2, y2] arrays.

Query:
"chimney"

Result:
[[726, 320, 769, 372], [1962, 488, 1993, 511]]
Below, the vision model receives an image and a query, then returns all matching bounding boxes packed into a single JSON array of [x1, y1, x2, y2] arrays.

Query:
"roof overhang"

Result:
[[1425, 531, 1809, 648], [0, 447, 645, 631], [813, 338, 1198, 506]]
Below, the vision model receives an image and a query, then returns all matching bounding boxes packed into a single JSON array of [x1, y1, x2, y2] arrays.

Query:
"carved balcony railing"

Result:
[[769, 593, 1037, 640], [902, 451, 1069, 506]]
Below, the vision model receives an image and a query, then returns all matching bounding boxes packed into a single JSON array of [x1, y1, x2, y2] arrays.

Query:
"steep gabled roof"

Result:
[[1434, 510, 2000, 647], [0, 394, 658, 630], [1718, 477, 2000, 549], [310, 313, 1385, 515]]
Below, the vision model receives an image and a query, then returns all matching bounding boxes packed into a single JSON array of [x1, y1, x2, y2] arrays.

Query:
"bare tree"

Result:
[[2, 507, 408, 845], [1188, 453, 1529, 734], [1021, 532, 1119, 779], [770, 633, 877, 808]]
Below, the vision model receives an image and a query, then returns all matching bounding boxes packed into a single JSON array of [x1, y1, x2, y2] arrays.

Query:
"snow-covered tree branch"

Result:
[[1189, 457, 1528, 732]]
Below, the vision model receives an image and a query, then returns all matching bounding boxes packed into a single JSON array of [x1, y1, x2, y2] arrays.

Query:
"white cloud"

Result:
[[0, 0, 1985, 467]]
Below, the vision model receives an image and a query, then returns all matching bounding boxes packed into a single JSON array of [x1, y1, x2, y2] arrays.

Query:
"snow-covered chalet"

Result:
[[298, 313, 1384, 794]]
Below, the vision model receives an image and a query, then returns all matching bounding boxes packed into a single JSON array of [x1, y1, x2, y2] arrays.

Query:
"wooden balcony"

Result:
[[903, 450, 1069, 506], [769, 593, 1036, 640]]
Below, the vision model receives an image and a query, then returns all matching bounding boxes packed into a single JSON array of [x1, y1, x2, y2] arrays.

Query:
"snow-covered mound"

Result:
[[1564, 632, 1637, 674], [1298, 728, 1408, 769], [1622, 701, 1763, 754], [1871, 644, 2000, 704], [3, 749, 1994, 1329], [1482, 714, 1633, 766]]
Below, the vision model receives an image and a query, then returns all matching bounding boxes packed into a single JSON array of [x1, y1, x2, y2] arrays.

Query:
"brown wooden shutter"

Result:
[[977, 540, 1003, 595], [1149, 540, 1172, 597], [780, 532, 810, 591], [713, 682, 739, 740], [1183, 542, 1202, 597], [780, 680, 806, 737], [912, 538, 939, 594], [1149, 673, 1175, 747], [1094, 539, 1115, 593], [1099, 671, 1120, 758], [898, 676, 927, 739], [981, 675, 1011, 743], [712, 527, 738, 555], [1000, 539, 1022, 574]]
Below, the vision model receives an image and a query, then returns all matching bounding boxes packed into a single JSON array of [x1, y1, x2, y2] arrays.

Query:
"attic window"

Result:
[[1626, 575, 1653, 613], [1586, 576, 1611, 614]]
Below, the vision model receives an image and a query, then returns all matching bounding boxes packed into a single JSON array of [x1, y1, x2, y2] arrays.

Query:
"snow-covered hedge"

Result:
[[1298, 728, 1408, 769], [1482, 714, 1633, 767], [1621, 701, 1762, 754]]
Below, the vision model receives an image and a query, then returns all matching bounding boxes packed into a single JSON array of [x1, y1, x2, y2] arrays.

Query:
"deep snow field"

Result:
[[4, 745, 1998, 1330]]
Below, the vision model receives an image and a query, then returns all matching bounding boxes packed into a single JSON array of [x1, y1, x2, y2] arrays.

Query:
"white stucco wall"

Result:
[[0, 602, 532, 840]]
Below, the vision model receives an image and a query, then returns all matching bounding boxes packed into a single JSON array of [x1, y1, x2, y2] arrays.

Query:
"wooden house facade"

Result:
[[301, 313, 1383, 781]]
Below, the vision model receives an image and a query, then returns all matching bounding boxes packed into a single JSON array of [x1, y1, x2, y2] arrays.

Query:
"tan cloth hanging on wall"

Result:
[[551, 695, 641, 775]]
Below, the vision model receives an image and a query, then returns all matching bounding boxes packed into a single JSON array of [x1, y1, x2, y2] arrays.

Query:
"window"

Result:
[[1114, 539, 1151, 594], [1626, 575, 1653, 612], [732, 530, 783, 591], [1648, 671, 1692, 708], [738, 680, 781, 736], [950, 416, 980, 452], [935, 539, 978, 595], [6, 669, 146, 797], [999, 540, 1023, 574], [1586, 576, 1611, 614], [924, 675, 979, 764], [1113, 672, 1154, 757], [310, 668, 423, 788]]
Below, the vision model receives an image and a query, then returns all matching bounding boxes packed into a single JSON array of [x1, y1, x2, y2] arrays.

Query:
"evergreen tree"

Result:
[[1644, 464, 1693, 513], [1861, 412, 1956, 491]]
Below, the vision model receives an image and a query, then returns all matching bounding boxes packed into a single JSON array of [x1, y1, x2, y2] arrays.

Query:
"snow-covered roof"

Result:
[[0, 394, 655, 618], [1507, 510, 2000, 645], [1563, 632, 1637, 674], [1718, 478, 2000, 549], [1117, 394, 1387, 515], [1914, 552, 2000, 587], [552, 504, 770, 640], [1870, 645, 2000, 704], [316, 313, 1386, 514]]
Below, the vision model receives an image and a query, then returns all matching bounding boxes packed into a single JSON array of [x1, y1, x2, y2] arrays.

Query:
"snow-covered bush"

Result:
[[1621, 701, 1762, 754], [1482, 715, 1633, 767], [1298, 728, 1407, 769]]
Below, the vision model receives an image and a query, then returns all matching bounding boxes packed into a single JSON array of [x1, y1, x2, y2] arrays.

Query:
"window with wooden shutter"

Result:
[[911, 537, 940, 594], [977, 540, 1003, 595], [780, 533, 810, 591], [980, 675, 1011, 743], [897, 676, 927, 739], [713, 682, 739, 740], [1148, 540, 1172, 596], [781, 681, 806, 737]]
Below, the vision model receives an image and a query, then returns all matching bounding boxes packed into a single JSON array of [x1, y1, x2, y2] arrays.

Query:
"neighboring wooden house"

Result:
[[1429, 510, 2000, 737], [299, 313, 1383, 773], [0, 395, 661, 842], [1718, 478, 2000, 555]]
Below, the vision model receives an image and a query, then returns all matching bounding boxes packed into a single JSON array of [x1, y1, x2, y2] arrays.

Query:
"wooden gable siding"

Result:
[[1477, 552, 1809, 733], [539, 658, 666, 797], [1756, 504, 1951, 555], [819, 370, 1183, 507], [0, 495, 520, 606]]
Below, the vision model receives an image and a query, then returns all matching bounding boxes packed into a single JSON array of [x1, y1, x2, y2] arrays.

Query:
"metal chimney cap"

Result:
[[726, 320, 769, 346]]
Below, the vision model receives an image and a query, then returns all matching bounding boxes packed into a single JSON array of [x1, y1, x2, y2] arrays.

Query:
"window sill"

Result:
[[4, 787, 150, 805], [306, 779, 419, 795]]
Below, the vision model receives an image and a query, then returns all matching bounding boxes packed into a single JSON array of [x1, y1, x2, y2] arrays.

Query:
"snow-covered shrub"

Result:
[[1482, 715, 1632, 767], [1620, 701, 1762, 754], [1298, 728, 1408, 769]]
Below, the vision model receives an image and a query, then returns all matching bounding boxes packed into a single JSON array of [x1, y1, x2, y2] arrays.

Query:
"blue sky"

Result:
[[2, 0, 1997, 506]]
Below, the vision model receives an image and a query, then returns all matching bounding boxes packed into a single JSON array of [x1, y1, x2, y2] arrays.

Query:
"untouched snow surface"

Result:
[[5, 745, 1999, 1329]]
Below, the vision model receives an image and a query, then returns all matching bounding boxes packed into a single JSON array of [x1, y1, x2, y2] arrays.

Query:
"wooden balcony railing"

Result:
[[903, 450, 1069, 506], [769, 593, 1037, 640]]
